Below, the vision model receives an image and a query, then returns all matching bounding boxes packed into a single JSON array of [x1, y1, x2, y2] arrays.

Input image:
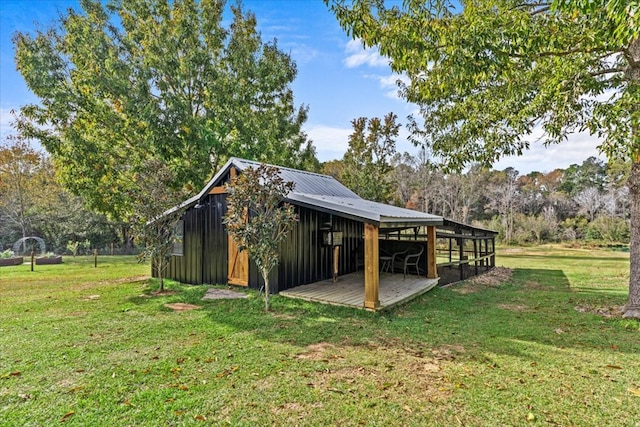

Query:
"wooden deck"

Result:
[[280, 272, 439, 310]]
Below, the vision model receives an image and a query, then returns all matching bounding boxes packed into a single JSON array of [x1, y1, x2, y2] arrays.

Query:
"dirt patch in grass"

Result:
[[292, 341, 453, 408], [165, 303, 201, 312], [310, 346, 452, 405], [496, 303, 528, 312], [450, 267, 512, 294], [574, 304, 624, 318], [270, 401, 324, 417], [74, 275, 150, 291], [295, 342, 338, 360], [153, 290, 177, 296], [502, 248, 525, 253], [431, 344, 465, 361], [272, 313, 297, 320]]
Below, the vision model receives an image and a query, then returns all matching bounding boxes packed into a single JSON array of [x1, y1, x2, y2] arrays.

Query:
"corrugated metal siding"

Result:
[[202, 194, 228, 284], [270, 206, 364, 293], [167, 206, 204, 284], [166, 193, 366, 293]]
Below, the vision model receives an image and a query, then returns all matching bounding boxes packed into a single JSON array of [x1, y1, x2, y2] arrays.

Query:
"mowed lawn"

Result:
[[0, 248, 638, 426]]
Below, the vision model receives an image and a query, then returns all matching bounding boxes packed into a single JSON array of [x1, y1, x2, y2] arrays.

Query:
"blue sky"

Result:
[[0, 0, 604, 174]]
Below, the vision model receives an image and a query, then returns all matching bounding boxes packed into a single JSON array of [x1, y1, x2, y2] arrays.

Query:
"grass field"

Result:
[[0, 248, 638, 426]]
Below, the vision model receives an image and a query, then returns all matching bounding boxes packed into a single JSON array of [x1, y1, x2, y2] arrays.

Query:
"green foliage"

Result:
[[341, 112, 399, 202], [14, 0, 315, 220], [0, 135, 120, 253], [128, 158, 188, 291], [552, 0, 640, 45], [66, 240, 92, 257], [66, 240, 80, 257], [328, 0, 638, 167], [224, 164, 298, 310], [560, 216, 590, 241], [0, 249, 15, 259], [328, 0, 640, 316], [586, 215, 631, 243], [0, 135, 41, 245], [557, 157, 608, 196]]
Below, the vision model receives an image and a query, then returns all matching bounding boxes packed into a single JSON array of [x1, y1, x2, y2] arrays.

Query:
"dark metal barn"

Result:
[[163, 158, 496, 310]]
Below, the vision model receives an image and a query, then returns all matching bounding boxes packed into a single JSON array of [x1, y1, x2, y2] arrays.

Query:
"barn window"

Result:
[[171, 220, 184, 256]]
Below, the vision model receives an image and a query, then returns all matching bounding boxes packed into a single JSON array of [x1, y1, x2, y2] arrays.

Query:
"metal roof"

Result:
[[288, 193, 443, 228], [231, 158, 360, 198], [167, 157, 444, 228]]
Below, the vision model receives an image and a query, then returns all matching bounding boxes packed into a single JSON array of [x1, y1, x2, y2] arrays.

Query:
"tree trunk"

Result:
[[624, 160, 640, 318], [262, 269, 271, 311], [158, 258, 165, 292], [622, 36, 640, 318]]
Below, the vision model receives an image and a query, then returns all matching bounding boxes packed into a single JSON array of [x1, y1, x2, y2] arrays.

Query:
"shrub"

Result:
[[586, 216, 630, 243], [0, 249, 15, 259]]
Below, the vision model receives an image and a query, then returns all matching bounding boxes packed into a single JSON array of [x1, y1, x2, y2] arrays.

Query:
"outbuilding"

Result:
[[164, 158, 495, 310]]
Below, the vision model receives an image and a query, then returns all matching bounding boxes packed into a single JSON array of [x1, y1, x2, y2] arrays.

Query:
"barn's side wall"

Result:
[[266, 207, 364, 293], [166, 206, 204, 284], [165, 199, 366, 293]]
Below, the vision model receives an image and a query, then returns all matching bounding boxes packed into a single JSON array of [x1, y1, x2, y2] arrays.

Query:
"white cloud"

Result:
[[493, 131, 605, 174], [343, 39, 389, 68], [288, 43, 320, 64], [305, 124, 352, 161], [365, 73, 410, 100], [0, 108, 16, 140]]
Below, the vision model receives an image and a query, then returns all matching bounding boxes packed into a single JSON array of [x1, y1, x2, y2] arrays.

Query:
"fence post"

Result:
[[30, 250, 34, 272], [94, 249, 98, 268]]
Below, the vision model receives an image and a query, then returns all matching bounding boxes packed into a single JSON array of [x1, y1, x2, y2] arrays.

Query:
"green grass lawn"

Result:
[[1, 249, 638, 426]]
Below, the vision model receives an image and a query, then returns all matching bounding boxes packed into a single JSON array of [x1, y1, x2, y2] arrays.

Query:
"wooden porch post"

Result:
[[364, 222, 380, 310], [427, 225, 438, 279]]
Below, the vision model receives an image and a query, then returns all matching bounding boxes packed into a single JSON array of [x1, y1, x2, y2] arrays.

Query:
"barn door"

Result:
[[227, 210, 249, 286]]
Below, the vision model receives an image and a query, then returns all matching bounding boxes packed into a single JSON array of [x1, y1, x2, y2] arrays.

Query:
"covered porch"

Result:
[[280, 271, 439, 310]]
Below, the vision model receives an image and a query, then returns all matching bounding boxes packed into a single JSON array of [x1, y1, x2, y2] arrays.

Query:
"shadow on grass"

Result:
[[181, 267, 640, 361], [500, 254, 629, 262], [121, 268, 638, 362]]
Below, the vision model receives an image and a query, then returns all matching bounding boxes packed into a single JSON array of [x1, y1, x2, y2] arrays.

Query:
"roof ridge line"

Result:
[[230, 157, 338, 180]]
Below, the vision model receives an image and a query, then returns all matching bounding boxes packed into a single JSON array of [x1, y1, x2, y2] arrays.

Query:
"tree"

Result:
[[14, 0, 315, 221], [0, 135, 40, 251], [328, 0, 640, 318], [224, 164, 298, 311], [321, 159, 345, 182], [486, 168, 522, 244], [558, 157, 607, 196], [391, 152, 419, 208], [128, 159, 188, 292], [574, 187, 603, 222], [341, 113, 399, 202], [0, 134, 123, 253]]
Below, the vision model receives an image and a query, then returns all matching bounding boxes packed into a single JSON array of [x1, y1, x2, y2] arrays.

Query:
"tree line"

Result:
[[320, 116, 631, 246], [3, 126, 629, 255]]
